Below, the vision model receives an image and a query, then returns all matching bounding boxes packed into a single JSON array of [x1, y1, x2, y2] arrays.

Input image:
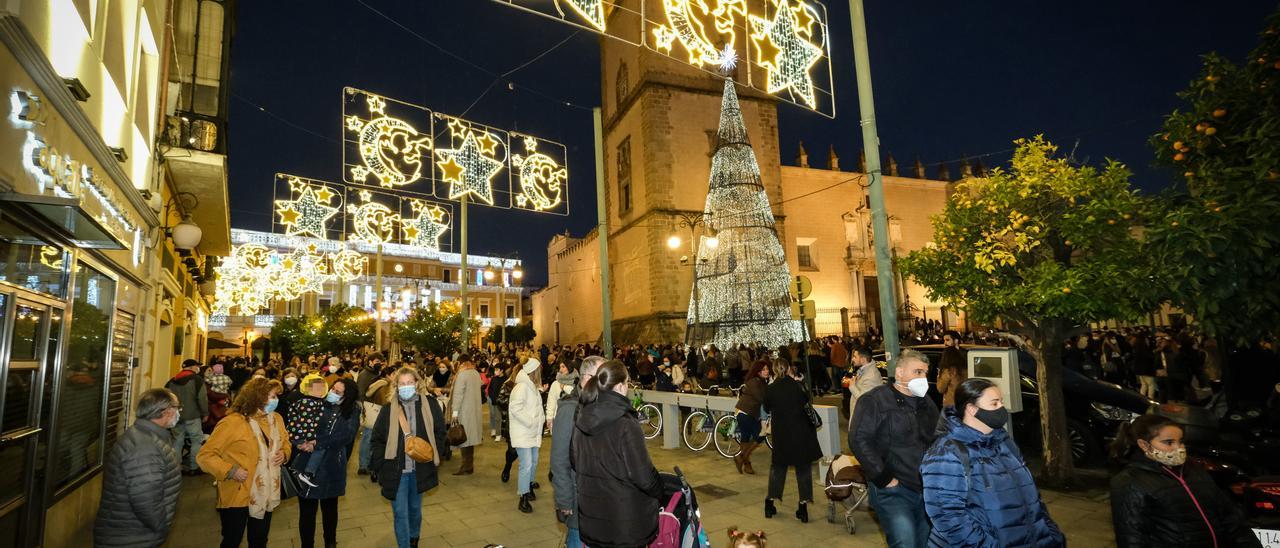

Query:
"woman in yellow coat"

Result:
[[198, 377, 291, 548]]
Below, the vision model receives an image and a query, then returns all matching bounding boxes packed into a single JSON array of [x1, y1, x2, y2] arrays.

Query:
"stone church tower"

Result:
[[597, 1, 788, 344]]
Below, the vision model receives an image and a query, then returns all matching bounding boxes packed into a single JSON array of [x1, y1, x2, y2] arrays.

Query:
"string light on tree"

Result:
[[511, 136, 567, 212], [401, 199, 450, 250], [276, 177, 340, 239], [344, 89, 433, 188]]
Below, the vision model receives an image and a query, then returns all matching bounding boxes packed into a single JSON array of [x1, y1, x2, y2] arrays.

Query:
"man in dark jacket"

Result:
[[94, 388, 184, 547], [164, 358, 208, 474], [850, 349, 939, 548], [552, 356, 604, 547]]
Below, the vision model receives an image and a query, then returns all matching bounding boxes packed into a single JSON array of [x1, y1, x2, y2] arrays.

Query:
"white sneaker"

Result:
[[298, 473, 319, 488], [495, 435, 504, 442]]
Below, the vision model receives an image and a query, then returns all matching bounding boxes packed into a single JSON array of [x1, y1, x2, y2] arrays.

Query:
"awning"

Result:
[[207, 338, 242, 350], [0, 192, 128, 249]]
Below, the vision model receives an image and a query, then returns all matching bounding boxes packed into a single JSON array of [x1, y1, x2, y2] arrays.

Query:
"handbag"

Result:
[[397, 405, 435, 463], [280, 465, 301, 499], [798, 383, 823, 430], [361, 401, 382, 430], [447, 422, 468, 446]]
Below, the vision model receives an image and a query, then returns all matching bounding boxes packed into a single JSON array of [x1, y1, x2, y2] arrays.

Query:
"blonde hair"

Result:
[[727, 527, 766, 547]]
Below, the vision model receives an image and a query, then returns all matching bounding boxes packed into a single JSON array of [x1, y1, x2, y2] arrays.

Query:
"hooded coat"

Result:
[[508, 359, 546, 449], [921, 411, 1064, 548], [572, 389, 663, 547]]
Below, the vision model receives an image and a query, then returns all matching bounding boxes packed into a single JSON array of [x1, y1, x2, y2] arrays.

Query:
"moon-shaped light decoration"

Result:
[[347, 92, 432, 188], [347, 191, 400, 244], [330, 249, 368, 282], [513, 137, 567, 211]]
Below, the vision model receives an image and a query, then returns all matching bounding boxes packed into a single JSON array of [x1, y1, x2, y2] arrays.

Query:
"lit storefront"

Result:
[[0, 8, 160, 546]]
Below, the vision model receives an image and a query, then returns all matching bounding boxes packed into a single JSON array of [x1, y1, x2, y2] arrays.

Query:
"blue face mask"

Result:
[[398, 385, 417, 401], [264, 397, 279, 414], [325, 391, 342, 404]]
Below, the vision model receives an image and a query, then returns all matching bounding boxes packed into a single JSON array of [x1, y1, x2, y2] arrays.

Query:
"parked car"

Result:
[[875, 344, 1155, 466]]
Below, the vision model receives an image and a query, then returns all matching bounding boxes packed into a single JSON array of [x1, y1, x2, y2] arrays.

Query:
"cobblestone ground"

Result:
[[166, 409, 1116, 548]]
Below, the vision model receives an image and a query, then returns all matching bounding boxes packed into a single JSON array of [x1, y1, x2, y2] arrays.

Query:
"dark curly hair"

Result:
[[230, 377, 282, 417]]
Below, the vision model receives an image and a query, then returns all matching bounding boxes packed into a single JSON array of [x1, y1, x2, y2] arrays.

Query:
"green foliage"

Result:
[[1147, 10, 1280, 342], [271, 315, 321, 360], [392, 302, 478, 356], [900, 136, 1159, 330], [485, 322, 537, 345], [317, 304, 375, 353]]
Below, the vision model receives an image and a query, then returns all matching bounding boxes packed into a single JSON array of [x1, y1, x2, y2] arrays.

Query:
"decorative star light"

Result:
[[718, 43, 739, 74], [749, 1, 822, 108], [512, 136, 567, 212], [276, 178, 339, 239], [435, 127, 504, 205], [345, 91, 432, 188], [401, 199, 450, 250]]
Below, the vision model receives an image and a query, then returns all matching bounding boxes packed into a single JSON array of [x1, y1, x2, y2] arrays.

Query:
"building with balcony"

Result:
[[209, 229, 527, 354]]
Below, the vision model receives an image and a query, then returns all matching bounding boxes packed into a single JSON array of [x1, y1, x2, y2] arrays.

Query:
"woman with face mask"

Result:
[[921, 378, 1064, 547], [294, 378, 362, 548], [1109, 414, 1260, 548]]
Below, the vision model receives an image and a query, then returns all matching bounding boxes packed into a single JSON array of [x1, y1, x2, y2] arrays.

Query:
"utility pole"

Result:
[[374, 242, 383, 352], [848, 0, 902, 377], [593, 108, 613, 357], [459, 194, 469, 352]]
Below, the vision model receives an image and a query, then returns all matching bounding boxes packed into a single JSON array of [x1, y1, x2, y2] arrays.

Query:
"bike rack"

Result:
[[640, 390, 843, 458]]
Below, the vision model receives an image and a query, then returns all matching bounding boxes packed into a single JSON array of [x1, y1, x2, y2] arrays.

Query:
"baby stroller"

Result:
[[657, 466, 709, 548], [824, 455, 869, 534]]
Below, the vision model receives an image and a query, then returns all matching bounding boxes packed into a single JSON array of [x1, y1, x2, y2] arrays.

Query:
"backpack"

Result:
[[650, 491, 683, 548]]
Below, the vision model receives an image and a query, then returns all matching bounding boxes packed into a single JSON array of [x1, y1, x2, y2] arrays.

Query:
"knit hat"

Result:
[[521, 357, 540, 374]]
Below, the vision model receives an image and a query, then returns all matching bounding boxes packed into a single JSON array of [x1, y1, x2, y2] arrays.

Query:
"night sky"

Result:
[[227, 1, 1274, 288]]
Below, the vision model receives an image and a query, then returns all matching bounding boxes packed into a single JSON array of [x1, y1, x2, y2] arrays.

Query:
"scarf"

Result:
[[556, 370, 579, 386], [246, 413, 281, 519], [386, 394, 441, 466]]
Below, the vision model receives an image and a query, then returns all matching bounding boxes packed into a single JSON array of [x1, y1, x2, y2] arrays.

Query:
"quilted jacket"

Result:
[[93, 419, 183, 547], [1110, 455, 1261, 548], [921, 411, 1064, 547]]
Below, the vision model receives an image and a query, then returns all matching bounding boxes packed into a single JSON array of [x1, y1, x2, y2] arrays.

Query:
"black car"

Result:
[[878, 344, 1155, 466]]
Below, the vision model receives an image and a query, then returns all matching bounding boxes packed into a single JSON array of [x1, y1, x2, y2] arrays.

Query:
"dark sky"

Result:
[[227, 1, 1274, 288]]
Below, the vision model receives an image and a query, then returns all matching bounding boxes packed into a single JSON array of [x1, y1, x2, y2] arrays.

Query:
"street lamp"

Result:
[[667, 235, 682, 249], [669, 211, 714, 347]]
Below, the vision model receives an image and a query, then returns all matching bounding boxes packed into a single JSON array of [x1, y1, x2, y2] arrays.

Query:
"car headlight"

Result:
[[1092, 402, 1140, 421]]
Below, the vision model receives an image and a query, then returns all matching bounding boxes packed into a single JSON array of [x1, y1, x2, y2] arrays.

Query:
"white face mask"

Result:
[[164, 408, 180, 429], [896, 377, 929, 398]]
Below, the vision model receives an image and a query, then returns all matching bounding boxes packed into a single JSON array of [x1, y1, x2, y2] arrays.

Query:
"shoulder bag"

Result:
[[398, 404, 435, 463], [798, 382, 823, 430]]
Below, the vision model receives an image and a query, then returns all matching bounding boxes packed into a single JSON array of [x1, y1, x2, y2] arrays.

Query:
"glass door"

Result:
[[0, 297, 59, 546]]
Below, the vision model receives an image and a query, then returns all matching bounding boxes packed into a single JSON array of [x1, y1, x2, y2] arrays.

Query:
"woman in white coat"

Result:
[[509, 357, 546, 513]]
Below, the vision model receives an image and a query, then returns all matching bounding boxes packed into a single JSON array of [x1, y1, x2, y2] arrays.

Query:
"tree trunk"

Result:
[[1025, 320, 1075, 488]]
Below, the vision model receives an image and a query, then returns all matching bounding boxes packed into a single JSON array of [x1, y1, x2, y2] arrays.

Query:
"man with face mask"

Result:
[[93, 389, 185, 547], [850, 349, 939, 548]]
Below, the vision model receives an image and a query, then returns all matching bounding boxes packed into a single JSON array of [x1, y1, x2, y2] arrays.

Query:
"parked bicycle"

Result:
[[713, 411, 774, 458], [681, 384, 740, 452], [630, 383, 663, 440]]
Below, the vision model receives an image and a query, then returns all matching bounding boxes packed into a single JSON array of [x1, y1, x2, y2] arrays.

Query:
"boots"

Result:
[[409, 538, 418, 548], [796, 502, 809, 523], [453, 447, 474, 475], [733, 448, 746, 474], [741, 442, 757, 475], [518, 492, 533, 513], [764, 498, 776, 519]]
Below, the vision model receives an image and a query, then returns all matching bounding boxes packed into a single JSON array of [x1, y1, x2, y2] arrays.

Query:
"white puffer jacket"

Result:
[[508, 358, 546, 448]]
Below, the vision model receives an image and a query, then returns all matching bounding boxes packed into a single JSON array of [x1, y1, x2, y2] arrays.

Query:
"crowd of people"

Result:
[[87, 327, 1277, 548]]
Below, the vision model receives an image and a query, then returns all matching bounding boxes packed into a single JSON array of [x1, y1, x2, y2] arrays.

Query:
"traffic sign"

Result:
[[790, 299, 817, 320], [790, 275, 813, 300]]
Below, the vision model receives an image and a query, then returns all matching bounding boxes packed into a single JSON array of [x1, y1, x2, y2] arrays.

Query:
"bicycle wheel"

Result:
[[714, 414, 742, 458], [682, 411, 713, 451], [638, 403, 663, 439]]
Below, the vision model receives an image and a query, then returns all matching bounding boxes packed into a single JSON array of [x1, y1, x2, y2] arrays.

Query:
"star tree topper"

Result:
[[435, 122, 504, 205], [276, 177, 340, 239], [749, 0, 822, 108]]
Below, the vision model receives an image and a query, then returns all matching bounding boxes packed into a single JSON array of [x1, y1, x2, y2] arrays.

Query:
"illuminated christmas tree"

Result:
[[688, 80, 803, 349]]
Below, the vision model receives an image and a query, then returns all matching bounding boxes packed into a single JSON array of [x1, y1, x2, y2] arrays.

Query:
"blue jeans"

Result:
[[565, 526, 583, 548], [867, 482, 930, 548], [516, 446, 539, 495], [303, 448, 327, 475], [173, 418, 204, 471], [358, 427, 374, 470], [391, 471, 421, 548], [488, 402, 501, 433]]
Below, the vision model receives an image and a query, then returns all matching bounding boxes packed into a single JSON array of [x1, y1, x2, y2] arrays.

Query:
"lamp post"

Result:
[[668, 211, 717, 347]]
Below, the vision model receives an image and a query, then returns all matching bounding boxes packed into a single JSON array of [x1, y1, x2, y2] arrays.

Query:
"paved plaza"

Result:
[[164, 408, 1117, 548]]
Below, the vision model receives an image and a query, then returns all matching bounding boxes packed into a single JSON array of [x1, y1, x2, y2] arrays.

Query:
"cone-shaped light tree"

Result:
[[689, 80, 804, 349]]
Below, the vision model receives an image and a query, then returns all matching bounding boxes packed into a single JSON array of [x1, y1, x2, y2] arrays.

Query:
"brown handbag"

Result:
[[397, 406, 435, 463], [447, 422, 467, 446]]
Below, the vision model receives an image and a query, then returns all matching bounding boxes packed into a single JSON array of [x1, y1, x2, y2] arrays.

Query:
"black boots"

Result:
[[501, 464, 511, 483], [409, 538, 418, 548], [764, 498, 776, 519], [796, 502, 809, 523], [518, 492, 533, 513]]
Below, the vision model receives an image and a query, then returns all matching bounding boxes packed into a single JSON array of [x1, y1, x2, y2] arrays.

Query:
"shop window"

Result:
[[52, 263, 116, 489], [0, 214, 69, 298]]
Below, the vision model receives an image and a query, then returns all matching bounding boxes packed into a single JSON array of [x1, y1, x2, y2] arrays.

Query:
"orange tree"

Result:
[[1147, 10, 1280, 345], [392, 301, 479, 356], [900, 136, 1159, 485]]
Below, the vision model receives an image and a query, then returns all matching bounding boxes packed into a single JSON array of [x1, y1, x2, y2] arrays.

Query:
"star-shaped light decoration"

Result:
[[749, 0, 823, 108], [435, 129, 504, 205], [276, 181, 339, 239], [718, 43, 739, 75], [401, 200, 450, 250]]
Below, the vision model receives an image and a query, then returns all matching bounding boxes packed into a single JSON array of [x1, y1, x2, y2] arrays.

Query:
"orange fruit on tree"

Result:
[[1173, 141, 1184, 149], [1184, 171, 1195, 178], [1174, 152, 1186, 161], [1213, 108, 1227, 118], [1062, 287, 1071, 294], [1205, 127, 1218, 136]]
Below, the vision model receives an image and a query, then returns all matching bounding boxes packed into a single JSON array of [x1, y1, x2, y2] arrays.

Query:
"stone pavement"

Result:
[[166, 412, 1117, 548]]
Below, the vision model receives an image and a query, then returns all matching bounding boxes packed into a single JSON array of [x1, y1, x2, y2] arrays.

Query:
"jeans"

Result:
[[298, 497, 337, 548], [391, 471, 422, 548], [489, 402, 502, 433], [767, 461, 814, 502], [303, 448, 327, 475], [565, 526, 583, 548], [217, 507, 272, 548], [516, 446, 539, 495], [173, 418, 204, 470], [359, 427, 375, 470], [867, 483, 930, 548]]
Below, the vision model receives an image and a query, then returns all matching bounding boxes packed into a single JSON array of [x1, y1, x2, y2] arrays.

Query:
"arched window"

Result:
[[615, 62, 630, 110]]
